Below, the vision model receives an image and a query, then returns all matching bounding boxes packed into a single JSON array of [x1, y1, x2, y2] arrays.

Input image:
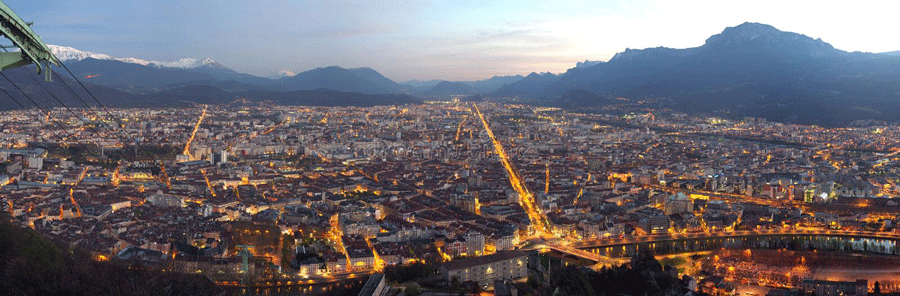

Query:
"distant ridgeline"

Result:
[[4, 23, 900, 126], [495, 22, 900, 127]]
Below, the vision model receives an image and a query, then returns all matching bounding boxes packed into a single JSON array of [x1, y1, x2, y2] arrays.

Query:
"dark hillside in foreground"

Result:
[[0, 215, 221, 296]]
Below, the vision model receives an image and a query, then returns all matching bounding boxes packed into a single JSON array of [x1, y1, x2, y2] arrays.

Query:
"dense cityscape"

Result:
[[4, 1, 900, 296], [4, 101, 900, 295]]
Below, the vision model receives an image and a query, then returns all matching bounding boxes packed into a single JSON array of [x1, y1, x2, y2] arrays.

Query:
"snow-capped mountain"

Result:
[[49, 45, 219, 69], [48, 45, 277, 91], [268, 69, 296, 79], [152, 57, 221, 69]]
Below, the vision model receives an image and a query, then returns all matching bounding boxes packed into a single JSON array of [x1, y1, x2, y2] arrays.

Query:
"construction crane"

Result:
[[236, 245, 254, 286], [0, 1, 58, 80]]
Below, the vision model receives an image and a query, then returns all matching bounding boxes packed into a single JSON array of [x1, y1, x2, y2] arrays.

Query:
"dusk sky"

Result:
[[10, 0, 900, 81]]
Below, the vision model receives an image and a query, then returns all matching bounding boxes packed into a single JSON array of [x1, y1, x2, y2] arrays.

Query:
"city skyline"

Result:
[[5, 2, 900, 295], [8, 0, 900, 81]]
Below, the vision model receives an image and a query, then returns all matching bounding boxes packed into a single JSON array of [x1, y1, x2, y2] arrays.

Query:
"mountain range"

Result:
[[8, 23, 900, 126], [493, 72, 560, 98], [531, 22, 900, 126], [51, 45, 520, 96], [401, 75, 525, 95], [482, 23, 900, 126]]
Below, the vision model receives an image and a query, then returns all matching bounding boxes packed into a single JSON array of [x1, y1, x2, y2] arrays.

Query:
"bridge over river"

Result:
[[525, 229, 900, 267]]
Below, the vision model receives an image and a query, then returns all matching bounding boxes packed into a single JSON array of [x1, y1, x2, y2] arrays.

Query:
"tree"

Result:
[[552, 266, 596, 296], [461, 280, 482, 296], [0, 215, 221, 295], [405, 285, 422, 296], [384, 262, 437, 283], [281, 234, 294, 269]]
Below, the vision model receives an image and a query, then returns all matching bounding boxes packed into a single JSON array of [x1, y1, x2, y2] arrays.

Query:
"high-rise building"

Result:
[[465, 232, 485, 256], [213, 150, 228, 165], [25, 156, 43, 170], [648, 215, 670, 234]]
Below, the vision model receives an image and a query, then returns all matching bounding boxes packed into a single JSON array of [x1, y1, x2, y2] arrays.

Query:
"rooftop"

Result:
[[442, 250, 527, 271]]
